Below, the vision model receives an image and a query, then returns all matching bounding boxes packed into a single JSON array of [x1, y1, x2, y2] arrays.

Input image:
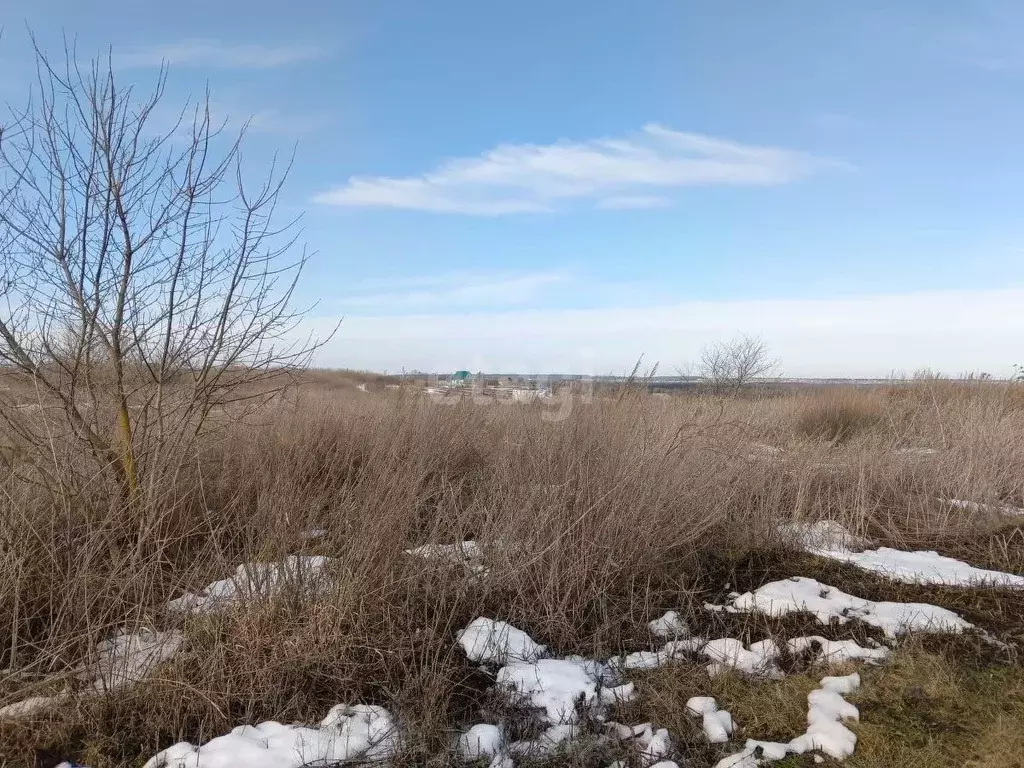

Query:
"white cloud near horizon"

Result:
[[313, 124, 840, 215], [113, 40, 327, 70], [306, 288, 1024, 378]]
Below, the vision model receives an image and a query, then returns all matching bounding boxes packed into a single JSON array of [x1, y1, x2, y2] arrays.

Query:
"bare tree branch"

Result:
[[0, 38, 333, 506], [697, 334, 779, 396]]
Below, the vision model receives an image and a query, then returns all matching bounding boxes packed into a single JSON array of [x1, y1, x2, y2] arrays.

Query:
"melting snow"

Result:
[[612, 637, 706, 671], [496, 657, 613, 724], [648, 610, 689, 638], [786, 637, 890, 664], [166, 556, 332, 614], [783, 520, 1024, 588], [457, 618, 547, 665], [600, 681, 637, 705], [0, 628, 183, 719], [612, 632, 885, 678], [90, 628, 184, 691], [605, 722, 673, 766], [638, 726, 674, 765], [451, 588, 969, 768], [686, 697, 734, 743], [406, 540, 485, 565], [778, 520, 870, 553], [457, 724, 503, 761], [821, 547, 1024, 589], [507, 723, 582, 758], [143, 704, 400, 768], [942, 498, 1024, 516], [703, 638, 784, 680], [714, 673, 861, 767], [729, 576, 973, 636]]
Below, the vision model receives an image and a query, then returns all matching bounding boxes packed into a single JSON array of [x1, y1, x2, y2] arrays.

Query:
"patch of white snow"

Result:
[[166, 556, 332, 614], [787, 637, 890, 664], [648, 610, 689, 639], [778, 520, 870, 553], [507, 723, 581, 758], [686, 696, 734, 743], [702, 638, 783, 679], [457, 723, 504, 761], [0, 629, 183, 719], [406, 540, 485, 565], [496, 657, 611, 723], [457, 618, 547, 665], [728, 576, 973, 637], [941, 498, 1024, 516], [714, 673, 861, 766], [820, 547, 1024, 589], [143, 704, 400, 768]]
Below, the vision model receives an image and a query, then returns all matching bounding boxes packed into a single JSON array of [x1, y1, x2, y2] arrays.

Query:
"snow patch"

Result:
[[406, 540, 485, 565], [703, 638, 783, 680], [686, 697, 734, 743], [821, 547, 1024, 589], [456, 724, 503, 761], [942, 498, 1024, 516], [728, 576, 973, 637], [91, 627, 184, 691], [142, 704, 400, 768], [611, 637, 706, 672], [166, 556, 332, 614], [457, 618, 547, 665], [0, 628, 183, 719], [496, 657, 612, 724], [787, 636, 890, 664], [779, 520, 870, 552], [606, 722, 673, 766], [785, 520, 1024, 587], [714, 673, 861, 766], [648, 610, 689, 639]]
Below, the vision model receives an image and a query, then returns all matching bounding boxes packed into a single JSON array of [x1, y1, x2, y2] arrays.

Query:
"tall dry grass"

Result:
[[0, 377, 1022, 765]]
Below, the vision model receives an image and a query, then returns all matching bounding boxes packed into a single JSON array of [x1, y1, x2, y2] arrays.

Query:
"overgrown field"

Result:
[[1, 375, 1022, 767]]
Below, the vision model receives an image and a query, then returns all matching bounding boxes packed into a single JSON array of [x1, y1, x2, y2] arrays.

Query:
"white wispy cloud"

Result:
[[596, 195, 673, 210], [312, 124, 839, 215], [307, 288, 1024, 378], [339, 270, 567, 311], [113, 40, 327, 70]]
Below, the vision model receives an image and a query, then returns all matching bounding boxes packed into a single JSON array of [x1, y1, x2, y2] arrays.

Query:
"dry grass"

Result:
[[793, 389, 885, 444], [627, 639, 1024, 768], [0, 377, 1022, 766]]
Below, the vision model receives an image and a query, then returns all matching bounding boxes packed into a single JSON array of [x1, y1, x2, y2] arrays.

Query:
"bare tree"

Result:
[[698, 334, 779, 396], [0, 41, 329, 502]]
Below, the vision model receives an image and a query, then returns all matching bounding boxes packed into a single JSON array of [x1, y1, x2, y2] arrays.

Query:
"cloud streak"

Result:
[[338, 270, 568, 311], [114, 40, 327, 70], [313, 124, 839, 215]]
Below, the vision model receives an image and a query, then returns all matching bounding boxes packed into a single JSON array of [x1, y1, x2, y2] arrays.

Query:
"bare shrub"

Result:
[[698, 334, 779, 396], [0, 42, 327, 505]]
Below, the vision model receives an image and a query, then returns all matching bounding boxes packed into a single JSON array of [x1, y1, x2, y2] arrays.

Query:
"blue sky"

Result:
[[4, 1, 1024, 375]]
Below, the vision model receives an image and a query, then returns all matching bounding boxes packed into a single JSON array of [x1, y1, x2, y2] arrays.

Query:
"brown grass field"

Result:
[[0, 372, 1022, 767]]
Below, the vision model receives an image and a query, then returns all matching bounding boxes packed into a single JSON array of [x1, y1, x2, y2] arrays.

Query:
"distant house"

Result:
[[450, 370, 473, 386]]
